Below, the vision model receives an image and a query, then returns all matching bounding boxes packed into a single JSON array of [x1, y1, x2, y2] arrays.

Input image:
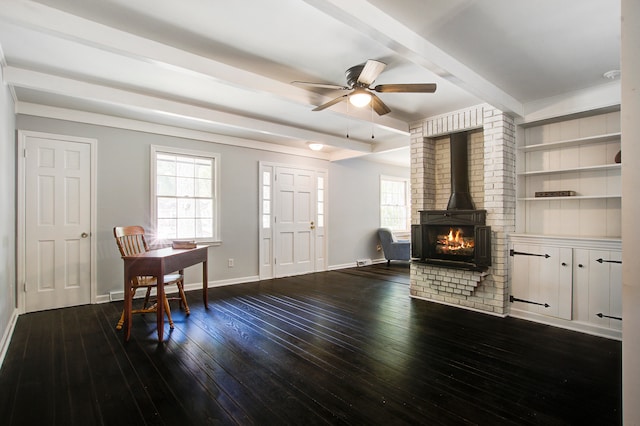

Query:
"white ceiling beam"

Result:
[[4, 66, 375, 152], [304, 0, 524, 117], [15, 102, 335, 161], [0, 0, 409, 134]]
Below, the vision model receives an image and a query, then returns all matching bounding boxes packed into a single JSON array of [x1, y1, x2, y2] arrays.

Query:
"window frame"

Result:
[[150, 145, 221, 244], [380, 174, 411, 233]]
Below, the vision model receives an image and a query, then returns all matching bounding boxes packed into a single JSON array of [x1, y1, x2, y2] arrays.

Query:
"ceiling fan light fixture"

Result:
[[349, 90, 372, 108], [308, 142, 324, 151], [603, 69, 621, 80]]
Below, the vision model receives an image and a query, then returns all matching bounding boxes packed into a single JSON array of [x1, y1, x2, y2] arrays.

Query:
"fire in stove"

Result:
[[436, 228, 475, 256]]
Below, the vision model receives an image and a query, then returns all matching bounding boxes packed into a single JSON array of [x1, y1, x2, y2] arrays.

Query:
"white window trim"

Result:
[[150, 145, 221, 244], [380, 174, 411, 233]]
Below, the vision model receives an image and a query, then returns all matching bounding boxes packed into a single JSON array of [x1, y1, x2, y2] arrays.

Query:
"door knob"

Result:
[[81, 232, 89, 238], [310, 221, 315, 230]]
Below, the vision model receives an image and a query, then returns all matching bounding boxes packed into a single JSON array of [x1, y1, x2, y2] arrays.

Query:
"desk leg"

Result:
[[156, 263, 165, 342], [203, 259, 208, 308], [123, 266, 133, 342]]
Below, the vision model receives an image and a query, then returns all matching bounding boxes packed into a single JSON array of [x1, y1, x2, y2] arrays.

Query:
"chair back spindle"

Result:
[[114, 226, 150, 257]]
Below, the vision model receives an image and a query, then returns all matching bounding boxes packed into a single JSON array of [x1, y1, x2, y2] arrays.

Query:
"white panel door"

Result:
[[274, 167, 315, 277], [24, 135, 92, 312]]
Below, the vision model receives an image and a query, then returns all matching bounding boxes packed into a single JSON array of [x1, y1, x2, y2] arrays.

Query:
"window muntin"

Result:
[[317, 176, 324, 228], [262, 170, 272, 229]]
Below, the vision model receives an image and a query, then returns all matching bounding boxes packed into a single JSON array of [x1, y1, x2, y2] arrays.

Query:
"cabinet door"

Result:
[[574, 249, 622, 331], [510, 244, 572, 320]]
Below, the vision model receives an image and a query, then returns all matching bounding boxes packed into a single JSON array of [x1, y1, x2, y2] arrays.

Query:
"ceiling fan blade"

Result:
[[357, 60, 386, 86], [370, 93, 391, 116], [312, 94, 348, 111], [373, 83, 437, 93], [292, 81, 349, 90]]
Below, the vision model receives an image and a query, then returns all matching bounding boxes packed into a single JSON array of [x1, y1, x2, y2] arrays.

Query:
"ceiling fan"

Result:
[[292, 59, 436, 116]]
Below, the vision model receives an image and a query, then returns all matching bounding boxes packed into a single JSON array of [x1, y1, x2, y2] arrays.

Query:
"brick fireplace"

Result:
[[409, 105, 516, 315]]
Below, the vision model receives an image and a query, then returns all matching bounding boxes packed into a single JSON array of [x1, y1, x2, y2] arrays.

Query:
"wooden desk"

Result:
[[122, 245, 209, 342]]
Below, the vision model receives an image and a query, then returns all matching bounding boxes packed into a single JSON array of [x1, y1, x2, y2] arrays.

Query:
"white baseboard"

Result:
[[328, 259, 386, 270], [509, 308, 622, 340], [328, 262, 356, 270], [95, 294, 111, 304], [0, 308, 20, 369], [107, 275, 261, 302]]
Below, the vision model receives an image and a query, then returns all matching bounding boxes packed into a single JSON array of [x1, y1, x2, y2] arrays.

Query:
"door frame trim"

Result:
[[16, 130, 98, 313]]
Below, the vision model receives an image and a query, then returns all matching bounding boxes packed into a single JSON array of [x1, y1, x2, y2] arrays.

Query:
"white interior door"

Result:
[[23, 134, 92, 312], [274, 167, 316, 277]]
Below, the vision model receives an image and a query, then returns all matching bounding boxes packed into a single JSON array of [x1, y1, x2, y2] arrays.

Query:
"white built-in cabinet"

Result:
[[509, 235, 621, 339], [510, 109, 622, 339]]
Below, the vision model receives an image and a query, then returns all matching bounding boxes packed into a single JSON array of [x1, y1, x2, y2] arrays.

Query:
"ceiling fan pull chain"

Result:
[[371, 103, 375, 139], [346, 100, 350, 138]]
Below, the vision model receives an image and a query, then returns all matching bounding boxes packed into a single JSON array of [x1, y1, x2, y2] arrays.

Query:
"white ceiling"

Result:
[[0, 0, 621, 166]]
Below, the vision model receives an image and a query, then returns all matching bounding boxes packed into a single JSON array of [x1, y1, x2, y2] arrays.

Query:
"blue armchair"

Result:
[[378, 228, 410, 265]]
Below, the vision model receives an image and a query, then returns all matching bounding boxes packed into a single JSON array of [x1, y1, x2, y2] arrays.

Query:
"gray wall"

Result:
[[329, 157, 409, 264], [0, 79, 16, 344], [15, 115, 409, 298]]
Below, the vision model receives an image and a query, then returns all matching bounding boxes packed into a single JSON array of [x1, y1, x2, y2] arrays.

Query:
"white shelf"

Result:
[[518, 163, 621, 176], [518, 195, 621, 201], [518, 132, 621, 152]]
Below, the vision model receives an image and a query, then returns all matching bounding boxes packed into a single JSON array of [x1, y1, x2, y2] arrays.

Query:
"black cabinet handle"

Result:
[[597, 313, 622, 321], [578, 264, 584, 268], [510, 295, 550, 308], [561, 262, 567, 266], [510, 249, 550, 258], [596, 258, 622, 264]]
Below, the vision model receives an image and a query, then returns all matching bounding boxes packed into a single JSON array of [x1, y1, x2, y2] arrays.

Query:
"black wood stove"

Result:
[[411, 131, 491, 270]]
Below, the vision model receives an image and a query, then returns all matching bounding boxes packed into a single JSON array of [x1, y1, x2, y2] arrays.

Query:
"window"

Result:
[[151, 145, 220, 242], [317, 175, 324, 228], [380, 175, 410, 232], [262, 170, 272, 229]]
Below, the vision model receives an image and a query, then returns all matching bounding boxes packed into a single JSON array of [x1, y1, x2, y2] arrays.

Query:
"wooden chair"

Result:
[[113, 226, 190, 330]]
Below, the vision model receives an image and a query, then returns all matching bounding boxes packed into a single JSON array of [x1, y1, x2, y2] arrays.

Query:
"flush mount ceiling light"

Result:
[[348, 88, 372, 108], [308, 142, 324, 151], [603, 69, 621, 80]]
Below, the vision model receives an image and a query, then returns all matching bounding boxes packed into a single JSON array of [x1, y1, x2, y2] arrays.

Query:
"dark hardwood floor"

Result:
[[0, 262, 621, 425]]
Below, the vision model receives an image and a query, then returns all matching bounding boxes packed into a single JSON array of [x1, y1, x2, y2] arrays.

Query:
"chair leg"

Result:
[[163, 295, 174, 329], [116, 286, 162, 330], [142, 286, 152, 309], [116, 310, 125, 330], [116, 287, 137, 330], [177, 280, 190, 315]]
